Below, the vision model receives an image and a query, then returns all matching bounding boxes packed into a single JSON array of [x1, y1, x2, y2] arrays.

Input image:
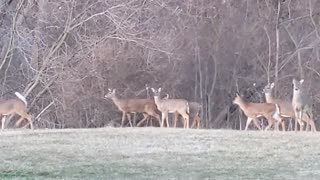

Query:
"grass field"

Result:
[[0, 128, 320, 179]]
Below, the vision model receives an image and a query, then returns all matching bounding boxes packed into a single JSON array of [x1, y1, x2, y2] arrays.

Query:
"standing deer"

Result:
[[1, 92, 33, 129], [137, 84, 160, 127], [104, 89, 161, 127], [233, 93, 282, 131], [263, 82, 294, 131], [151, 88, 190, 128], [163, 94, 201, 128], [292, 79, 316, 132]]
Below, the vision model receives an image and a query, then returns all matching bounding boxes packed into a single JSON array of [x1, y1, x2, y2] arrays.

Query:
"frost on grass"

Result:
[[0, 128, 319, 179]]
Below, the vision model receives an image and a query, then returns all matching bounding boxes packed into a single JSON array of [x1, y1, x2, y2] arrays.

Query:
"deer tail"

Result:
[[15, 92, 28, 106]]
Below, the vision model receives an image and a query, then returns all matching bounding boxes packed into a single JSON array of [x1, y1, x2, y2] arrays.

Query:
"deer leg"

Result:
[[288, 118, 293, 131], [180, 114, 186, 128], [126, 113, 133, 127], [306, 121, 310, 131], [161, 112, 166, 128], [132, 113, 137, 127], [147, 109, 161, 127], [29, 116, 34, 130], [173, 112, 178, 128], [149, 117, 153, 126], [264, 117, 274, 131], [299, 111, 303, 132], [1, 116, 6, 130], [191, 116, 196, 128], [181, 112, 189, 129], [15, 110, 33, 129], [166, 113, 170, 128], [294, 111, 299, 132], [137, 113, 148, 127], [252, 118, 262, 130], [273, 121, 279, 131], [309, 119, 317, 132], [197, 115, 201, 129], [281, 120, 285, 132], [121, 112, 126, 127], [15, 117, 25, 127], [245, 117, 253, 131], [305, 112, 310, 132], [186, 113, 189, 129], [192, 115, 200, 129]]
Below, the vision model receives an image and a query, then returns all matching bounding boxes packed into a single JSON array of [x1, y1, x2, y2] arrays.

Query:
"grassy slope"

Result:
[[0, 128, 319, 179]]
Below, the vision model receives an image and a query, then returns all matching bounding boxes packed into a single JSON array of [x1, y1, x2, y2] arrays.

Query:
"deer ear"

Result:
[[151, 88, 155, 92], [292, 78, 296, 84], [108, 88, 111, 91], [158, 88, 162, 92], [270, 82, 275, 88], [235, 92, 240, 97], [112, 89, 116, 93], [300, 79, 304, 84]]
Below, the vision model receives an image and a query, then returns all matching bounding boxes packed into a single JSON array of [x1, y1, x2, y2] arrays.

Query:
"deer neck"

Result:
[[292, 90, 302, 102], [264, 93, 274, 103], [110, 95, 124, 109], [153, 96, 162, 107], [292, 90, 305, 108], [235, 98, 248, 111]]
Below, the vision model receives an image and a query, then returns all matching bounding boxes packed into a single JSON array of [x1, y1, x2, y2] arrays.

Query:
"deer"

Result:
[[150, 88, 190, 128], [136, 84, 161, 127], [292, 79, 316, 132], [0, 92, 33, 130], [104, 88, 161, 127], [163, 94, 201, 129], [233, 93, 282, 131], [262, 82, 296, 131]]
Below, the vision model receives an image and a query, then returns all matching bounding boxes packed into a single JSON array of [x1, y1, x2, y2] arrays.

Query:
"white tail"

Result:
[[0, 92, 33, 129], [233, 93, 282, 131], [104, 88, 161, 127], [14, 92, 27, 106], [151, 88, 190, 128]]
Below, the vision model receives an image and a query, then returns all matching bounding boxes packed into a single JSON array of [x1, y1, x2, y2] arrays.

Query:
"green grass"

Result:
[[0, 128, 319, 179]]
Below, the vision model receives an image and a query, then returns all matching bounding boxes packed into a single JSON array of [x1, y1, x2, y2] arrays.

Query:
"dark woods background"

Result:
[[1, 0, 320, 129]]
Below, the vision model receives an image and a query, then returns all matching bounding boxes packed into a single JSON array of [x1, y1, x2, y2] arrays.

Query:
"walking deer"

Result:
[[292, 79, 316, 132], [233, 93, 282, 131], [151, 88, 190, 128], [0, 92, 33, 129], [164, 94, 201, 128], [104, 89, 161, 127]]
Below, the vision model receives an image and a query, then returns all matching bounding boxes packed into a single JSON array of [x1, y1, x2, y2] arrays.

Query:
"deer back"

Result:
[[242, 102, 276, 117], [115, 98, 156, 113], [268, 99, 295, 117], [0, 99, 27, 114], [155, 99, 188, 112]]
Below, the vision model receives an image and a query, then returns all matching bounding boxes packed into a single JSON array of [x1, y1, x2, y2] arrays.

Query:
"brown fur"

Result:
[[105, 89, 160, 127], [233, 94, 281, 131], [0, 97, 33, 129]]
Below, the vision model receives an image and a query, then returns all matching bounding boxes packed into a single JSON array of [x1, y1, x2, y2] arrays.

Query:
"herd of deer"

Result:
[[0, 78, 316, 132], [233, 79, 316, 132], [104, 86, 201, 129]]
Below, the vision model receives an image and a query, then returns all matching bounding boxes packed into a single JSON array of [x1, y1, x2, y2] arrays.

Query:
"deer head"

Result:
[[105, 88, 116, 99]]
